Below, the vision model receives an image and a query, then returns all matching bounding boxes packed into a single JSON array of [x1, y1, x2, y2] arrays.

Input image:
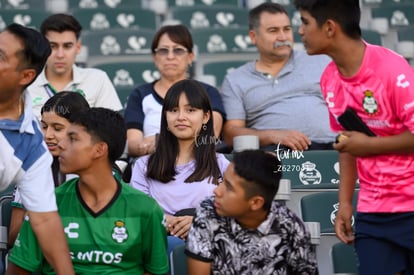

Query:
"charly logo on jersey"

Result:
[[326, 91, 335, 108], [397, 74, 410, 88], [112, 220, 128, 243], [331, 203, 355, 226], [362, 90, 378, 115], [64, 222, 80, 239], [299, 161, 322, 185]]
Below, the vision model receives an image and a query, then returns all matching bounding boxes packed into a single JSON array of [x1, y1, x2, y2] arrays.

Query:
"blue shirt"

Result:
[[0, 92, 56, 212]]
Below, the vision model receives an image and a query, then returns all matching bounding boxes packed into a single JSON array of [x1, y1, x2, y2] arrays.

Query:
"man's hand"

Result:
[[272, 130, 311, 151]]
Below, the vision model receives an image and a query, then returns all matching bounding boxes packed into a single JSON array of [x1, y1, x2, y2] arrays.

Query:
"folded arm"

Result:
[[223, 119, 311, 151]]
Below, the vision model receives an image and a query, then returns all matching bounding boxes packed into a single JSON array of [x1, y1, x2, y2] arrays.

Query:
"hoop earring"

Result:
[[202, 124, 207, 131]]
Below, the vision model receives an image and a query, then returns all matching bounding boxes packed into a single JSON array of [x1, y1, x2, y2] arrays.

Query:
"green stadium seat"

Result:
[[0, 185, 15, 274], [362, 29, 383, 45], [300, 190, 359, 275], [371, 3, 414, 30], [0, 10, 51, 31], [168, 6, 248, 29], [81, 29, 154, 65], [0, 0, 46, 10], [201, 60, 246, 88], [167, 0, 239, 8], [67, 0, 144, 10], [331, 242, 358, 275], [93, 61, 159, 87], [93, 61, 160, 112], [72, 7, 158, 32], [170, 243, 187, 275]]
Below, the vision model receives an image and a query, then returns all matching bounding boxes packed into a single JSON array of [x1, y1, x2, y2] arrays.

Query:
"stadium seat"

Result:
[[362, 0, 414, 6], [201, 60, 246, 88], [280, 150, 340, 189], [331, 242, 358, 275], [93, 61, 159, 87], [0, 185, 14, 275], [170, 243, 187, 275], [300, 191, 359, 233], [191, 27, 258, 78], [114, 86, 133, 113], [300, 190, 359, 275], [72, 7, 158, 32], [167, 0, 240, 8], [0, 9, 51, 31], [192, 27, 256, 54], [361, 29, 383, 45], [396, 26, 414, 60], [0, 0, 47, 10], [81, 29, 154, 65], [93, 61, 160, 112], [167, 6, 248, 29], [371, 3, 414, 30], [67, 0, 144, 10]]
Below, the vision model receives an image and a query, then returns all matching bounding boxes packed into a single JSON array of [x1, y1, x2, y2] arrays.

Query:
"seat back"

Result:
[[1, 0, 47, 10], [361, 29, 383, 45], [202, 60, 246, 88], [82, 29, 155, 65], [168, 6, 248, 29], [170, 243, 187, 275], [93, 61, 159, 112], [300, 190, 359, 233], [0, 9, 51, 31], [67, 0, 144, 10], [72, 7, 158, 32], [331, 242, 358, 274], [371, 4, 414, 30], [193, 27, 257, 54], [0, 185, 14, 274], [167, 0, 239, 8], [281, 150, 341, 189], [300, 190, 359, 275], [94, 61, 159, 87]]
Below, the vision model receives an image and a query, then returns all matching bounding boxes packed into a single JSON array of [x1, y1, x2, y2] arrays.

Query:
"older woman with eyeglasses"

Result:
[[124, 24, 226, 158]]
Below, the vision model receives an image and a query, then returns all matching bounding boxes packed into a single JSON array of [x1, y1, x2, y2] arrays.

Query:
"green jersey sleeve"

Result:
[[142, 202, 169, 274], [8, 215, 43, 272]]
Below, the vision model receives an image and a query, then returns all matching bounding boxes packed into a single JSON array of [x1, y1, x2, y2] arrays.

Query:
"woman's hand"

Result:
[[137, 135, 157, 155], [165, 215, 194, 239]]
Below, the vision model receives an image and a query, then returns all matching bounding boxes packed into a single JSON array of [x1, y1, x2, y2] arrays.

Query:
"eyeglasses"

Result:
[[154, 47, 188, 57]]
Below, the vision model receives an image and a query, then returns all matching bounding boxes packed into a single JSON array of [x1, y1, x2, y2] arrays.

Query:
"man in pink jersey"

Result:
[[294, 0, 414, 274]]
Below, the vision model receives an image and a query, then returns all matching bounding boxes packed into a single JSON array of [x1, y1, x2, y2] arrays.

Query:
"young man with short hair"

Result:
[[186, 150, 317, 274], [28, 13, 122, 120], [294, 0, 414, 274], [7, 108, 169, 275]]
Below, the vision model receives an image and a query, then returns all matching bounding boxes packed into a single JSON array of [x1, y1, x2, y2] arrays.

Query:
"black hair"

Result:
[[151, 24, 193, 54], [69, 108, 126, 164], [147, 79, 221, 184], [294, 0, 361, 39], [249, 2, 289, 31], [41, 91, 90, 186], [233, 150, 282, 211], [5, 23, 51, 85], [40, 13, 82, 39], [41, 91, 90, 119]]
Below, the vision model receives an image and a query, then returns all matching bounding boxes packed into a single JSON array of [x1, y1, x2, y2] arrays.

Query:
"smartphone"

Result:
[[337, 108, 376, 137]]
